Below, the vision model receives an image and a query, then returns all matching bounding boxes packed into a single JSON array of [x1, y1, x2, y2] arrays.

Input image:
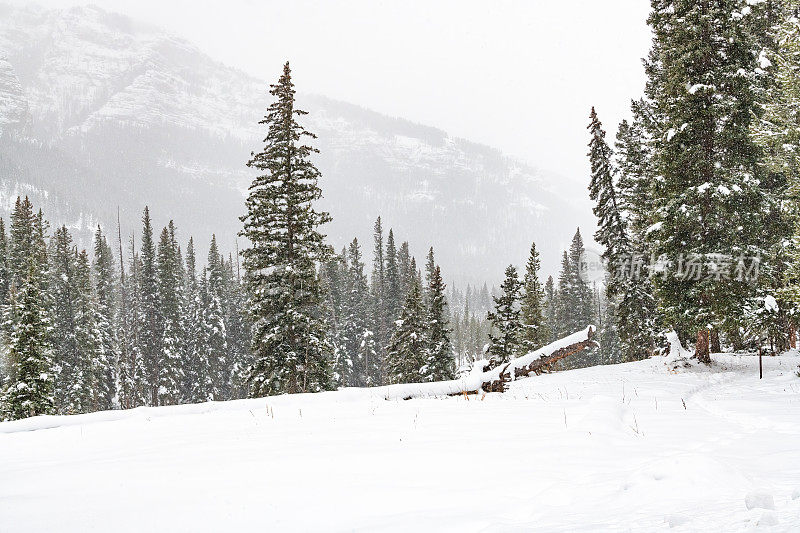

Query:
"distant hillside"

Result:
[[0, 3, 595, 282]]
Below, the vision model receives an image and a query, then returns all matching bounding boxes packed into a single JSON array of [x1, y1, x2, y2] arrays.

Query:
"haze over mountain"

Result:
[[0, 3, 595, 283]]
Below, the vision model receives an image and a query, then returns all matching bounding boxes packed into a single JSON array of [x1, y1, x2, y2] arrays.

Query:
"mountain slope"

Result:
[[0, 3, 594, 282]]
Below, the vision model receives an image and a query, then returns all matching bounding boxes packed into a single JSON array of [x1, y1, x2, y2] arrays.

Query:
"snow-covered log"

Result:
[[383, 326, 596, 400]]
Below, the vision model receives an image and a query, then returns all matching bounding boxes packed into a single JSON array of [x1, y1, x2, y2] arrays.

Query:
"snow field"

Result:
[[1, 354, 799, 532]]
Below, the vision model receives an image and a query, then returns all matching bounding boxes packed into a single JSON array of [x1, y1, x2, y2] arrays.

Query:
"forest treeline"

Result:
[[2, 0, 799, 420]]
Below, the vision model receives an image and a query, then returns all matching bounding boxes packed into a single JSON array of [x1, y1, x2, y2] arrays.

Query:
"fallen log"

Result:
[[484, 327, 596, 393], [382, 326, 596, 400]]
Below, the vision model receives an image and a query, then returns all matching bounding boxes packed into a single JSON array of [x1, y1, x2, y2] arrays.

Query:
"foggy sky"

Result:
[[16, 0, 653, 187]]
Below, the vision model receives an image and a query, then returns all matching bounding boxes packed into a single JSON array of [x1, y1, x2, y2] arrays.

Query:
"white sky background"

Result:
[[25, 0, 653, 186]]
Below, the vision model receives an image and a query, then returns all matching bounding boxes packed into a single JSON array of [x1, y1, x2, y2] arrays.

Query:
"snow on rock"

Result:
[[745, 491, 775, 511], [756, 511, 779, 527]]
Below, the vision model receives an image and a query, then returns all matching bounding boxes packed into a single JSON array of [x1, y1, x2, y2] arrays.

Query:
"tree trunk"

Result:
[[710, 330, 721, 354], [790, 326, 796, 351], [696, 329, 710, 364]]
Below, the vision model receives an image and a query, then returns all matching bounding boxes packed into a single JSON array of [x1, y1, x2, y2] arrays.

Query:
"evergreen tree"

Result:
[[588, 107, 628, 296], [386, 280, 427, 384], [588, 107, 657, 361], [8, 197, 36, 292], [397, 241, 412, 299], [569, 229, 594, 329], [758, 2, 800, 351], [598, 274, 622, 364], [544, 275, 558, 343], [644, 0, 780, 362], [223, 253, 251, 399], [180, 237, 201, 402], [139, 207, 162, 404], [156, 222, 184, 405], [340, 238, 375, 386], [520, 241, 548, 351], [555, 251, 574, 338], [486, 265, 523, 366], [204, 235, 228, 399], [385, 229, 401, 321], [193, 269, 214, 401], [92, 226, 117, 410], [320, 251, 348, 386], [425, 263, 454, 381], [48, 226, 81, 413], [369, 217, 388, 385], [1, 260, 54, 420], [118, 236, 146, 408], [615, 104, 655, 239], [240, 62, 333, 395], [424, 247, 436, 304], [74, 250, 109, 412], [0, 218, 8, 304]]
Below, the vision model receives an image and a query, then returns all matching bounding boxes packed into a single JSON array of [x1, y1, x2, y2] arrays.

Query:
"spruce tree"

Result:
[[424, 247, 436, 305], [398, 241, 412, 300], [240, 62, 333, 395], [544, 275, 558, 343], [0, 218, 8, 304], [92, 227, 117, 410], [48, 226, 81, 413], [139, 207, 162, 404], [486, 265, 523, 366], [118, 236, 146, 408], [598, 275, 622, 364], [555, 251, 574, 338], [588, 108, 628, 296], [385, 229, 401, 321], [588, 108, 657, 361], [757, 2, 800, 351], [156, 222, 184, 405], [1, 260, 54, 420], [386, 280, 427, 384], [369, 217, 388, 385], [644, 0, 779, 362], [223, 253, 251, 399], [180, 237, 201, 402], [569, 229, 594, 328], [615, 104, 655, 239], [74, 249, 109, 412], [193, 269, 214, 401], [8, 197, 36, 292], [520, 241, 548, 351], [340, 239, 375, 386], [320, 252, 348, 386], [205, 235, 228, 399], [425, 263, 455, 381]]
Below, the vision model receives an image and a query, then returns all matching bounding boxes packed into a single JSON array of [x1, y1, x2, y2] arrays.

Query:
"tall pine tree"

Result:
[[487, 265, 523, 366], [240, 62, 333, 395], [520, 242, 548, 351], [387, 280, 427, 384]]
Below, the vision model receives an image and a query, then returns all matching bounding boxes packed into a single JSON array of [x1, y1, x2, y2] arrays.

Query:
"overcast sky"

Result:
[[28, 0, 653, 183]]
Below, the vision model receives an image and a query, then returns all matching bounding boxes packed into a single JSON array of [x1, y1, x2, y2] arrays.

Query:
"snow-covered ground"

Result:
[[1, 355, 799, 532]]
